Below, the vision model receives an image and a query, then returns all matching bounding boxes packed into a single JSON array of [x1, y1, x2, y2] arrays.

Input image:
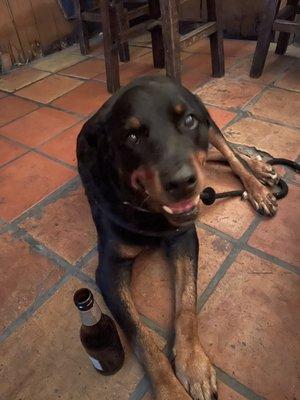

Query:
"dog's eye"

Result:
[[126, 131, 139, 145], [184, 114, 198, 130]]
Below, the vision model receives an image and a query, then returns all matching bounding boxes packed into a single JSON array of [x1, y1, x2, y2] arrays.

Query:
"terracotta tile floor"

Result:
[[0, 38, 299, 400]]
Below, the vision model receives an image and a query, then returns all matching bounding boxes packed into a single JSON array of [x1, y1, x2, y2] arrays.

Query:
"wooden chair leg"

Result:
[[275, 0, 297, 54], [207, 0, 224, 77], [250, 0, 278, 78], [100, 1, 120, 93], [149, 0, 165, 68], [114, 0, 130, 62], [74, 0, 90, 54], [160, 0, 181, 82]]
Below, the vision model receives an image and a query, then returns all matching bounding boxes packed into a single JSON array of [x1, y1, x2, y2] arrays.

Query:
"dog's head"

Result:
[[86, 76, 214, 227]]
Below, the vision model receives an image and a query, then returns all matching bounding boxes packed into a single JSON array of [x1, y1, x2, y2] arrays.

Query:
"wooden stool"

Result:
[[159, 0, 224, 84], [76, 0, 224, 93], [250, 0, 300, 78]]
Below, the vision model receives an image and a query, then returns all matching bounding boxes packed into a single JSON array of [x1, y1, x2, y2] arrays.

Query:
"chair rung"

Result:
[[118, 19, 161, 43], [180, 22, 216, 50], [127, 4, 149, 19], [273, 19, 300, 33]]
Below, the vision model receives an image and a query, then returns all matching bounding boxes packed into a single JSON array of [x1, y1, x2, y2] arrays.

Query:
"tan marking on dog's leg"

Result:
[[173, 256, 217, 400], [115, 249, 190, 400]]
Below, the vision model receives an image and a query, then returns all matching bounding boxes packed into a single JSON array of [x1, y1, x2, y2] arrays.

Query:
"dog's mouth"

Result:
[[160, 194, 200, 226]]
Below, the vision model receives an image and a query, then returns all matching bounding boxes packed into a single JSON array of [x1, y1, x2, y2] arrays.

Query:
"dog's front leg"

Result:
[[96, 241, 191, 400], [208, 125, 277, 216], [165, 228, 217, 400]]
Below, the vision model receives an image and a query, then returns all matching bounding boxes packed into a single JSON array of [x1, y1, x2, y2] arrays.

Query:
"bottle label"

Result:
[[89, 356, 104, 371]]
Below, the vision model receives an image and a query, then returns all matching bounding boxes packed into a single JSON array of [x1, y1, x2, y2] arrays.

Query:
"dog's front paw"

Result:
[[174, 341, 217, 400], [247, 156, 279, 187], [243, 176, 278, 216]]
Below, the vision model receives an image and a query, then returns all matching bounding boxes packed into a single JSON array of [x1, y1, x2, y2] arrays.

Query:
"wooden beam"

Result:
[[273, 19, 300, 33], [180, 22, 217, 50]]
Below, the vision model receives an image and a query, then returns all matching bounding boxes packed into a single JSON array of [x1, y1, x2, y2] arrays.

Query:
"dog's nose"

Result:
[[163, 164, 197, 199]]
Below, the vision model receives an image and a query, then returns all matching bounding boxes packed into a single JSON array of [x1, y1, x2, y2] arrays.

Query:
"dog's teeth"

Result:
[[163, 205, 174, 214], [194, 195, 200, 205]]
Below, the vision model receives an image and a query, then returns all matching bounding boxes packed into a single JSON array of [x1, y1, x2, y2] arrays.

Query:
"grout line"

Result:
[[216, 367, 265, 400], [0, 274, 70, 344], [197, 246, 240, 312], [197, 220, 300, 275], [140, 314, 172, 342], [31, 148, 78, 170], [243, 244, 300, 275], [245, 112, 300, 131], [196, 221, 238, 244], [0, 176, 81, 230], [129, 375, 150, 400]]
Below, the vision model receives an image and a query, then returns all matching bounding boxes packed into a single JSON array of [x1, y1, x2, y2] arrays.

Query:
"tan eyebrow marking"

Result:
[[174, 103, 186, 115], [126, 116, 141, 129]]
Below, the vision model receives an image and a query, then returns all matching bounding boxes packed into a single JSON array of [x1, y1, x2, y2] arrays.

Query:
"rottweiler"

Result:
[[77, 76, 278, 400]]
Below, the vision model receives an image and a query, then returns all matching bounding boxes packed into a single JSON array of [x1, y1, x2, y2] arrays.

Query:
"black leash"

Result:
[[200, 158, 300, 206]]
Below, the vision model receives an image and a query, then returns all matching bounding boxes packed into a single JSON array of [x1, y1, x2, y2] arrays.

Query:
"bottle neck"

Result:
[[79, 302, 102, 326]]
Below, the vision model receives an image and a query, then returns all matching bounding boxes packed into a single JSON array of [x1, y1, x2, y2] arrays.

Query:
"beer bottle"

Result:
[[74, 288, 125, 375]]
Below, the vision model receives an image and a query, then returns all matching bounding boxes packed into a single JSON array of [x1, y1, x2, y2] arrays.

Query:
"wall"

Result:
[[0, 0, 75, 70]]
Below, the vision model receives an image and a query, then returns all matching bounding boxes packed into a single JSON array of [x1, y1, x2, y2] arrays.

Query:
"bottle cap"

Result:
[[74, 288, 94, 311]]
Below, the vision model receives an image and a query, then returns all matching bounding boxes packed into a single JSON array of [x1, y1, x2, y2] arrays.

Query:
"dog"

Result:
[[77, 76, 278, 400]]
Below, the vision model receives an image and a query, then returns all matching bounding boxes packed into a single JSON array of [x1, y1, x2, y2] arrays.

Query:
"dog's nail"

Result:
[[256, 155, 262, 161], [242, 191, 248, 200]]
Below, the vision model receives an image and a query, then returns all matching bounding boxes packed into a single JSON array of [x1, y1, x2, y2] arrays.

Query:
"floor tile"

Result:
[[0, 96, 38, 127], [21, 187, 97, 264], [0, 67, 50, 92], [196, 227, 232, 297], [206, 106, 236, 129], [131, 228, 232, 330], [0, 90, 8, 98], [0, 277, 144, 400], [198, 250, 300, 400], [274, 61, 300, 92], [248, 87, 300, 128], [0, 152, 76, 221], [199, 162, 255, 238], [95, 61, 159, 87], [197, 77, 262, 109], [32, 45, 87, 72], [217, 382, 246, 400], [223, 39, 256, 58], [183, 53, 238, 75], [82, 254, 98, 279], [249, 184, 300, 266], [142, 383, 246, 400], [16, 74, 83, 104], [224, 117, 300, 160], [227, 53, 295, 85], [182, 69, 210, 92], [128, 45, 152, 60], [38, 121, 84, 166], [0, 107, 80, 147], [51, 81, 110, 116], [0, 137, 27, 166], [59, 58, 106, 79], [0, 232, 64, 333]]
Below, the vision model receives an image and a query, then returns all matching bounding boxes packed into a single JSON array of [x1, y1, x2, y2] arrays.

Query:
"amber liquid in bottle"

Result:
[[74, 288, 125, 375]]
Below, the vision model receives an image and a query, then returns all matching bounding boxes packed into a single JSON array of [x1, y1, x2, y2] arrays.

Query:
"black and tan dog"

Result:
[[77, 76, 278, 400]]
